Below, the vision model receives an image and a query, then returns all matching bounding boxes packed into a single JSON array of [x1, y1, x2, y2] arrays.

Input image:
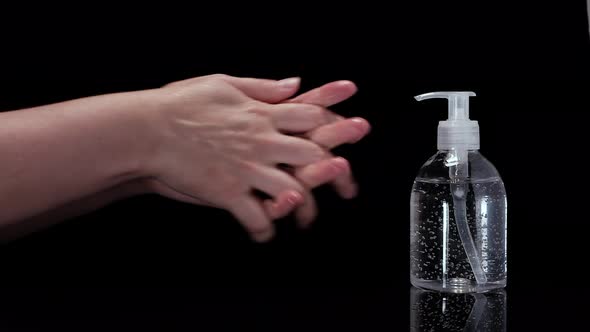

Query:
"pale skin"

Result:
[[0, 74, 370, 242]]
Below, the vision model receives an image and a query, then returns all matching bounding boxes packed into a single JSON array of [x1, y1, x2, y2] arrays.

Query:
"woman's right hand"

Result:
[[140, 74, 332, 241]]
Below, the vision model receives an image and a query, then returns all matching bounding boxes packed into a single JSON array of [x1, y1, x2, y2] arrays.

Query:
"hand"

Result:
[[141, 74, 335, 241], [263, 81, 370, 226], [147, 76, 369, 241]]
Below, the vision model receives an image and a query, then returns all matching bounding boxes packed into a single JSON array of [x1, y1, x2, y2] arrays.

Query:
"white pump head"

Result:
[[415, 91, 480, 150]]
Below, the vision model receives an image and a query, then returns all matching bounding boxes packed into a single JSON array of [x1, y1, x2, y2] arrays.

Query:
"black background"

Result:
[[1, 1, 589, 330]]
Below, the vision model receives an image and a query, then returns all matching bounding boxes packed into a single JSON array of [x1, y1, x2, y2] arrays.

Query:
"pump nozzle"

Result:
[[415, 91, 475, 121], [414, 91, 479, 151]]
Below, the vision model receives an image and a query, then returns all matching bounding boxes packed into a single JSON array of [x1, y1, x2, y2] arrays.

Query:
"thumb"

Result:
[[221, 76, 301, 103]]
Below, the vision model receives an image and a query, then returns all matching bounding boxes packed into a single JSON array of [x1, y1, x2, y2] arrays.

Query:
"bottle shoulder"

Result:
[[415, 150, 503, 184]]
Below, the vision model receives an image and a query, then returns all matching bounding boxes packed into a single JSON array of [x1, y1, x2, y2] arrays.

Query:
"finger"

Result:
[[265, 158, 349, 222], [292, 157, 350, 227], [295, 190, 318, 228], [286, 81, 357, 124], [229, 197, 275, 242], [289, 80, 358, 108], [251, 227, 275, 243], [221, 75, 301, 103], [263, 190, 304, 219], [331, 169, 359, 199], [246, 164, 305, 198], [264, 103, 330, 133], [294, 157, 350, 188], [267, 135, 326, 166], [306, 117, 371, 149]]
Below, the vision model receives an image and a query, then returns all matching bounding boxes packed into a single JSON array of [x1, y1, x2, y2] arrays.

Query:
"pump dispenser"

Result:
[[414, 91, 479, 151], [410, 91, 507, 293]]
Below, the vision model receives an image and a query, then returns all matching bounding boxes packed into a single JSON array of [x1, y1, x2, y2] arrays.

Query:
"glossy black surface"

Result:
[[0, 286, 587, 330], [1, 2, 589, 330]]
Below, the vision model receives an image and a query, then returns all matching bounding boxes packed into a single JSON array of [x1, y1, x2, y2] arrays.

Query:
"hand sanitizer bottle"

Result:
[[410, 92, 507, 293]]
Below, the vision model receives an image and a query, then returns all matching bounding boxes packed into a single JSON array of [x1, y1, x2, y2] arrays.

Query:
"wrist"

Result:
[[109, 89, 164, 183], [128, 86, 189, 182]]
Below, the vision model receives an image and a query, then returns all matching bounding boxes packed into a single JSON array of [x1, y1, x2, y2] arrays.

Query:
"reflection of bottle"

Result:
[[410, 286, 506, 332], [410, 92, 507, 293]]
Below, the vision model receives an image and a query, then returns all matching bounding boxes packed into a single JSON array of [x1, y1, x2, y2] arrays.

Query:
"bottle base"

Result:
[[411, 277, 506, 294]]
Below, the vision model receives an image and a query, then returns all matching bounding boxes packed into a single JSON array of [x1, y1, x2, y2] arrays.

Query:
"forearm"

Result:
[[0, 90, 156, 227], [0, 180, 148, 242]]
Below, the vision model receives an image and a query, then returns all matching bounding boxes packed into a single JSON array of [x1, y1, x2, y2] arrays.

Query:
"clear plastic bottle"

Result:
[[410, 286, 507, 331], [410, 92, 507, 293]]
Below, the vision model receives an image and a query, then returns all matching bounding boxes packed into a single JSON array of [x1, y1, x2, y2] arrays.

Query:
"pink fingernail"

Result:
[[277, 77, 301, 90], [332, 157, 350, 172], [287, 192, 302, 204], [352, 117, 370, 130]]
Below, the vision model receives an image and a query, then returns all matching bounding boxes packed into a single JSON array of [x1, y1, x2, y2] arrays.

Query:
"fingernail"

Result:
[[351, 117, 370, 131], [277, 77, 301, 90], [331, 157, 350, 172], [350, 118, 371, 143], [287, 192, 302, 205]]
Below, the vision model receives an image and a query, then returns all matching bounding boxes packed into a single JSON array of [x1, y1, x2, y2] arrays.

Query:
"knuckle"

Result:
[[248, 111, 274, 130], [203, 74, 233, 90], [208, 73, 229, 81], [252, 133, 278, 155], [238, 159, 259, 173], [232, 115, 273, 136], [290, 140, 325, 162], [307, 105, 326, 121], [284, 177, 305, 192], [244, 101, 270, 117], [308, 144, 326, 161]]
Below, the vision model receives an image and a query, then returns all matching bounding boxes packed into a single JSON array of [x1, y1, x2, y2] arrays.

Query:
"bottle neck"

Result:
[[438, 149, 480, 153], [437, 119, 480, 150]]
